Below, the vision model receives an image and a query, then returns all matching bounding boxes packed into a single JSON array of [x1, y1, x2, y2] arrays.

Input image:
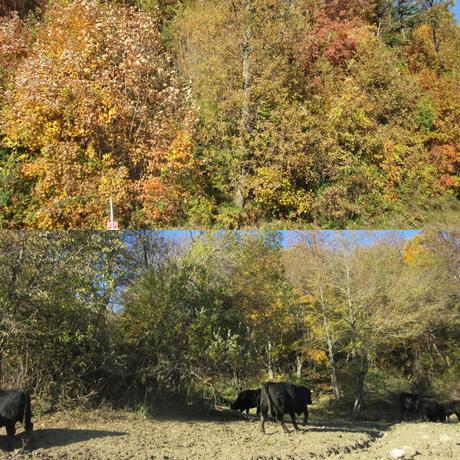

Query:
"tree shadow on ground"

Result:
[[148, 405, 258, 424], [0, 428, 126, 451]]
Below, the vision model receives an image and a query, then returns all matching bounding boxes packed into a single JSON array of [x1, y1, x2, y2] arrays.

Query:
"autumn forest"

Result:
[[0, 0, 459, 229], [1, 230, 459, 420]]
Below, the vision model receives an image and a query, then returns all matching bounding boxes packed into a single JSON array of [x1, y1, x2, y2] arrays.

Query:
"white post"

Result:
[[109, 196, 114, 223]]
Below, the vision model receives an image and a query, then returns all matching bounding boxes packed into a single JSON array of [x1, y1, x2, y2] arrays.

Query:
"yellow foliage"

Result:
[[403, 234, 429, 266], [306, 348, 328, 365], [1, 0, 193, 228]]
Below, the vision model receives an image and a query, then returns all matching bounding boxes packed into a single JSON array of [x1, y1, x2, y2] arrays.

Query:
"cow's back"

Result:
[[0, 390, 26, 423], [261, 382, 289, 419], [263, 382, 306, 416]]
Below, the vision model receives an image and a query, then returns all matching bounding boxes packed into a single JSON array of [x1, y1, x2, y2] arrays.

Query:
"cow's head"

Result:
[[230, 398, 241, 411]]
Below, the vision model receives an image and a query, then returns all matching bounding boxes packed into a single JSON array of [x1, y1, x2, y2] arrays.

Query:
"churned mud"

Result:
[[1, 408, 459, 459]]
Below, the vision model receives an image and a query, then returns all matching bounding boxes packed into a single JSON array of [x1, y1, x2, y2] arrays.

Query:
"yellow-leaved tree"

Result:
[[2, 0, 197, 228]]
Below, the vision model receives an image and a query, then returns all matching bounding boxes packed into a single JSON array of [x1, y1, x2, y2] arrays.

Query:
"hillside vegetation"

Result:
[[0, 1, 459, 228], [1, 230, 458, 418]]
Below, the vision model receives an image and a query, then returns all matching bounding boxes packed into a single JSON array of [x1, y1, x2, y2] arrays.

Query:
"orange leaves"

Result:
[[139, 131, 197, 225], [161, 131, 196, 179], [0, 12, 31, 91], [2, 0, 193, 228], [403, 234, 429, 266], [306, 348, 328, 365]]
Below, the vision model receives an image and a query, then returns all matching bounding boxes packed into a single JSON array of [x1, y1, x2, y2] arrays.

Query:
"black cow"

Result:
[[419, 398, 446, 422], [398, 392, 421, 422], [440, 400, 460, 422], [0, 389, 33, 449], [230, 389, 261, 415], [259, 382, 312, 433]]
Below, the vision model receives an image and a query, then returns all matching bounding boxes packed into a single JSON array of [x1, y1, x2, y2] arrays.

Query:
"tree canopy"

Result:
[[0, 0, 459, 228]]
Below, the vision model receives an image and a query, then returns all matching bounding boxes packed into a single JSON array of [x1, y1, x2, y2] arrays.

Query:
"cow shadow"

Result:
[[302, 423, 385, 434], [258, 419, 390, 437], [0, 428, 126, 452]]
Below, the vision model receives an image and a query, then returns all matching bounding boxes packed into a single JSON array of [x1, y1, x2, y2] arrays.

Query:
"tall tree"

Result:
[[285, 231, 343, 400]]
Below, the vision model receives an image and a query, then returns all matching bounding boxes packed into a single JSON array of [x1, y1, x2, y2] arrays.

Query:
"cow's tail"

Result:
[[23, 391, 33, 432]]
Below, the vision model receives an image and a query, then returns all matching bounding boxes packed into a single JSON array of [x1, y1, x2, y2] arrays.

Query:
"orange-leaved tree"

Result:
[[0, 11, 31, 93], [2, 0, 196, 228]]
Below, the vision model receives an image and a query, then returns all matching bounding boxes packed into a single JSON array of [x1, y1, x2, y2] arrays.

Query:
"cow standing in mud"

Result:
[[259, 382, 312, 434], [440, 400, 460, 422], [419, 399, 446, 422], [231, 389, 261, 415], [398, 392, 421, 422], [398, 392, 446, 423], [0, 389, 33, 450]]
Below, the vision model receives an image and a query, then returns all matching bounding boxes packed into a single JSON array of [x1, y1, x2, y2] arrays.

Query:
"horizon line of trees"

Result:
[[1, 229, 459, 419], [0, 0, 459, 229]]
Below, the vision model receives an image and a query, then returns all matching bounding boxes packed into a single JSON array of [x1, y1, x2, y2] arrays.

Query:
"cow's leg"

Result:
[[303, 405, 309, 425], [5, 422, 16, 438], [278, 418, 290, 433], [289, 412, 300, 431], [260, 413, 267, 434], [439, 408, 447, 423], [245, 408, 249, 415], [399, 406, 405, 423], [5, 422, 16, 451], [21, 421, 34, 449], [22, 431, 34, 451], [418, 404, 426, 422]]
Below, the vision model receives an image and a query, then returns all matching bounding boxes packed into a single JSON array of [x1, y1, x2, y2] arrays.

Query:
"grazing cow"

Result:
[[259, 382, 312, 434], [440, 400, 460, 422], [419, 399, 446, 422], [230, 389, 261, 415], [398, 392, 421, 422], [0, 389, 33, 450]]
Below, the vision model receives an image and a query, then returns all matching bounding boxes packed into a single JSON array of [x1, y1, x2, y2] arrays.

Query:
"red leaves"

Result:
[[430, 144, 458, 190], [297, 1, 369, 73]]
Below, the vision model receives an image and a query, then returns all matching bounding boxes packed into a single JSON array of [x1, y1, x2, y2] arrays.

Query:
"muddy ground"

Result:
[[1, 408, 459, 459]]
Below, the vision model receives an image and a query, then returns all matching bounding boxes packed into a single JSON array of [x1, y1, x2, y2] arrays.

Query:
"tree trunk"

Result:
[[284, 0, 293, 20], [431, 19, 440, 54], [350, 350, 368, 422], [234, 0, 252, 208], [326, 332, 340, 400], [295, 354, 303, 379], [267, 340, 274, 380], [319, 288, 340, 400], [345, 264, 357, 363]]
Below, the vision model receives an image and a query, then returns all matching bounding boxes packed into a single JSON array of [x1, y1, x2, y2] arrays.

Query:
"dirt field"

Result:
[[1, 409, 459, 459]]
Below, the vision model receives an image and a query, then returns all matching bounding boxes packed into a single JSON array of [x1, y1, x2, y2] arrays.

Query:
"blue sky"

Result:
[[453, 2, 460, 23], [156, 230, 421, 248]]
